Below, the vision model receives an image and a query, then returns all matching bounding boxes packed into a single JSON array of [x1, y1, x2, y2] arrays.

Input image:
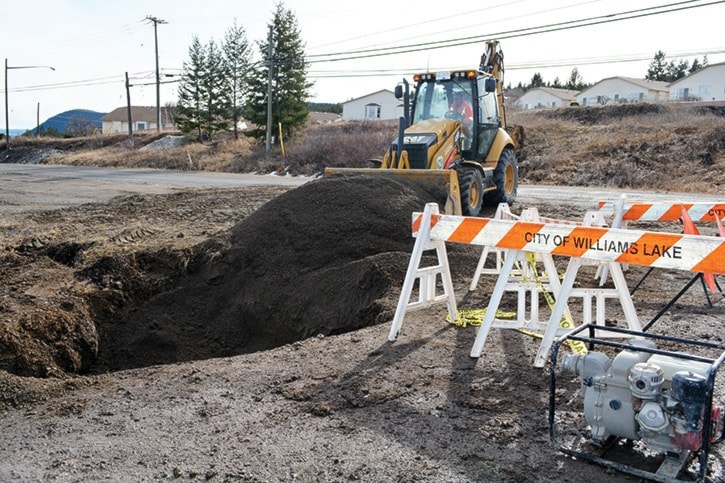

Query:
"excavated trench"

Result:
[[85, 176, 466, 373]]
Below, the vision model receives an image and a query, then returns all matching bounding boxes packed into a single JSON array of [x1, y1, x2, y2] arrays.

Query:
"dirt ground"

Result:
[[0, 174, 724, 482]]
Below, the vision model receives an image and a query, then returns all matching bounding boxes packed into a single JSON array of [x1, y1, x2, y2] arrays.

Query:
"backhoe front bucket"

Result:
[[323, 167, 462, 216]]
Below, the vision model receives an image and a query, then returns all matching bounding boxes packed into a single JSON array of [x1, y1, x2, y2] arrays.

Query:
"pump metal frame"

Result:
[[549, 324, 725, 482]]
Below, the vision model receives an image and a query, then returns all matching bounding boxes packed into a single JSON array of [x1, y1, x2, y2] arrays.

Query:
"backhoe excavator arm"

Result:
[[480, 40, 524, 154], [480, 40, 507, 130]]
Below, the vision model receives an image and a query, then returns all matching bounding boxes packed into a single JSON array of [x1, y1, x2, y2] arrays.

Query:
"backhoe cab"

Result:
[[325, 40, 523, 217]]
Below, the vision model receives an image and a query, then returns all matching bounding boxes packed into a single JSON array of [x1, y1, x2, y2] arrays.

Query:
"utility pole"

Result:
[[4, 58, 55, 150], [265, 25, 273, 158], [145, 15, 167, 133], [4, 59, 9, 145], [125, 72, 134, 146]]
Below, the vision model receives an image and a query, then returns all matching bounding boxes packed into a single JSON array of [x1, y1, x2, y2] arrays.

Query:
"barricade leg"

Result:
[[388, 204, 458, 341], [470, 249, 522, 358], [596, 194, 627, 285], [469, 246, 504, 291], [534, 257, 582, 367], [533, 258, 640, 368]]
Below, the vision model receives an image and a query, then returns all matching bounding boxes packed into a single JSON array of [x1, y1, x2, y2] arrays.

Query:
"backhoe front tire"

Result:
[[458, 167, 484, 217], [484, 148, 518, 206]]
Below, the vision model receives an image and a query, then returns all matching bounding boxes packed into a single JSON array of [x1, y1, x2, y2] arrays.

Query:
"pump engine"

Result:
[[562, 339, 724, 455]]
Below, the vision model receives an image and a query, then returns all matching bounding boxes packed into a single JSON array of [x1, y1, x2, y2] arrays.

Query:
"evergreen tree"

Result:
[[689, 58, 703, 74], [566, 68, 584, 91], [176, 36, 207, 141], [200, 39, 230, 140], [529, 72, 544, 89], [245, 2, 312, 141], [176, 37, 229, 141], [667, 59, 689, 82], [221, 20, 252, 140], [308, 102, 342, 114], [646, 51, 668, 81], [646, 51, 691, 82]]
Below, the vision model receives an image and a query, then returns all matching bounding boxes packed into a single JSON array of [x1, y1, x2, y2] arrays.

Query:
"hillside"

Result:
[[508, 102, 725, 193], [30, 108, 105, 135]]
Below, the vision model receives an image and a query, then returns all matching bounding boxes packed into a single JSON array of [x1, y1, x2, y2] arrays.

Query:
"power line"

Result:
[[3, 1, 724, 97], [307, 0, 530, 51], [306, 0, 725, 63], [306, 47, 725, 79], [6, 21, 148, 59], [1, 72, 154, 93], [308, 0, 602, 54]]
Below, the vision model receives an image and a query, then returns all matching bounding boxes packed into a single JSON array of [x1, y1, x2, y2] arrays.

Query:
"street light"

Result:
[[4, 58, 56, 149]]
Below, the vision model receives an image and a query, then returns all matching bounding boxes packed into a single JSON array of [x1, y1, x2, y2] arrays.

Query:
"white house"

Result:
[[669, 62, 725, 102], [101, 106, 175, 133], [576, 77, 670, 106], [516, 87, 579, 109], [342, 90, 402, 121]]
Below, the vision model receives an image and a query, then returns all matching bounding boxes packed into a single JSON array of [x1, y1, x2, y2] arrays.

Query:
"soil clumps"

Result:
[[92, 176, 435, 372]]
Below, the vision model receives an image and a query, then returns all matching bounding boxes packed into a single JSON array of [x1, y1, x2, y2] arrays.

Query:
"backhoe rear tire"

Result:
[[457, 167, 484, 217], [484, 148, 518, 207]]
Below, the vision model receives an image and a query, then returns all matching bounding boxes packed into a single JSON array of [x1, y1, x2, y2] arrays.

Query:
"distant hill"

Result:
[[30, 109, 105, 135]]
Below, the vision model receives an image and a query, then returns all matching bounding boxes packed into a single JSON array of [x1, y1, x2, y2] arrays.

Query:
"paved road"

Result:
[[0, 164, 311, 214], [519, 184, 720, 207], [0, 163, 718, 215]]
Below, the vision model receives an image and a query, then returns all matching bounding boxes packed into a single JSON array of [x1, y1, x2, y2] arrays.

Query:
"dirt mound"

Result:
[[1, 147, 64, 164], [89, 176, 445, 373]]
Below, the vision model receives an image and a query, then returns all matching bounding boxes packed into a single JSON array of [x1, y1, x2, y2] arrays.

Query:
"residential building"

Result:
[[576, 77, 670, 106], [342, 90, 402, 121], [516, 87, 579, 109], [669, 62, 725, 102], [101, 106, 175, 133]]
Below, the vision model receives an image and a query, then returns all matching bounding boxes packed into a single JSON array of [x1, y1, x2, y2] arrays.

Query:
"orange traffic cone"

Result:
[[681, 205, 719, 296], [716, 212, 725, 238]]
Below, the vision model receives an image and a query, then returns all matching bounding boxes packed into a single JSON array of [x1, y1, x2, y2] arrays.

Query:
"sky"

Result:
[[2, 0, 724, 130]]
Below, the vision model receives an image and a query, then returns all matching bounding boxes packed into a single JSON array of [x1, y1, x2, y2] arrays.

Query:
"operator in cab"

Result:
[[449, 91, 474, 150], [449, 91, 473, 123]]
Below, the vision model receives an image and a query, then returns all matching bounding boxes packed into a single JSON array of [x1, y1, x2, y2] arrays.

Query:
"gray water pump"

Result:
[[562, 339, 724, 455]]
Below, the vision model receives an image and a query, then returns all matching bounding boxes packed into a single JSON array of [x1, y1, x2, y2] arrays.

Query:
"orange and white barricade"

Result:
[[598, 197, 724, 302], [598, 199, 725, 224], [389, 202, 725, 367]]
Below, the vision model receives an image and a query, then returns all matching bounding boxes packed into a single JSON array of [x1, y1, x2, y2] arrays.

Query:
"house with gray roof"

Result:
[[516, 87, 579, 109], [101, 106, 175, 133], [669, 62, 725, 102], [576, 77, 670, 106], [342, 90, 401, 121]]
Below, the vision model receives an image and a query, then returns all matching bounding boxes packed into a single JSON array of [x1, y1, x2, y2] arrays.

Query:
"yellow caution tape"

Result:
[[524, 253, 587, 355], [446, 308, 516, 327], [447, 252, 587, 355]]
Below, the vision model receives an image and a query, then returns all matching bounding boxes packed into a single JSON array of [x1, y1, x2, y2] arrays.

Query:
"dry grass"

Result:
[[7, 104, 725, 193], [510, 103, 725, 192], [30, 121, 398, 176]]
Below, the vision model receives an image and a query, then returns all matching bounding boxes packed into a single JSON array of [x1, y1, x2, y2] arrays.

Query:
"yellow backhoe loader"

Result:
[[324, 40, 524, 217]]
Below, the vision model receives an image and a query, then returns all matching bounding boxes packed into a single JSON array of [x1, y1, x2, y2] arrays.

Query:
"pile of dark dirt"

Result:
[[89, 175, 457, 373]]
